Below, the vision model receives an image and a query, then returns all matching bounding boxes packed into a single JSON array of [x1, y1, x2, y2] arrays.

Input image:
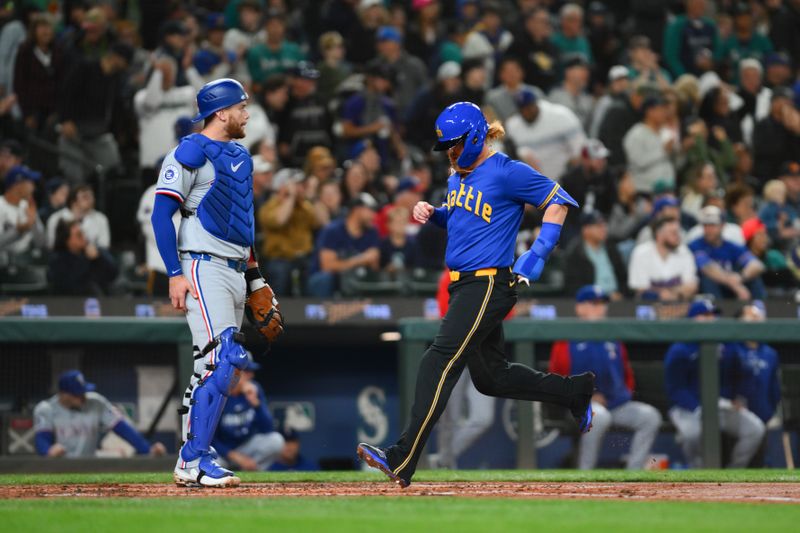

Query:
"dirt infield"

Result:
[[2, 482, 799, 503]]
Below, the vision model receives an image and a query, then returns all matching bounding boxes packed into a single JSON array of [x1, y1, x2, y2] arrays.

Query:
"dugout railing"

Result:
[[397, 318, 800, 469]]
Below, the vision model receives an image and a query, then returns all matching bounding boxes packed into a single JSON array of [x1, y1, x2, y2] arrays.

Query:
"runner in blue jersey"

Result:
[[357, 102, 596, 488]]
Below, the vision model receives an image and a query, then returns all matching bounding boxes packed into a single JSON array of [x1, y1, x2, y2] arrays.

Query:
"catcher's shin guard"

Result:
[[180, 327, 249, 462]]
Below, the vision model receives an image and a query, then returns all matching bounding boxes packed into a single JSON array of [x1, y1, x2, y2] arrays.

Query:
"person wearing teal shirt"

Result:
[[551, 3, 593, 67], [662, 0, 719, 77], [717, 4, 773, 83], [246, 10, 305, 85]]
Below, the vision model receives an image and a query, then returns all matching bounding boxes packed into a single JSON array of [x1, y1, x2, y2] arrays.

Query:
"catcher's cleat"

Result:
[[173, 453, 241, 488], [357, 443, 410, 489], [570, 371, 596, 433]]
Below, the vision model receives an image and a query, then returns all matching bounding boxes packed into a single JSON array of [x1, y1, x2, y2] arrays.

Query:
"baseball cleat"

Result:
[[571, 372, 595, 433], [357, 443, 410, 488], [173, 453, 241, 488]]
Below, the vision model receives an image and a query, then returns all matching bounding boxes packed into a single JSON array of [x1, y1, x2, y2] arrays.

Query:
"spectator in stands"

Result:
[[718, 2, 773, 83], [753, 87, 800, 181], [133, 56, 197, 175], [152, 21, 197, 89], [379, 206, 415, 274], [699, 86, 743, 147], [38, 178, 68, 224], [0, 165, 45, 257], [341, 60, 406, 168], [623, 94, 677, 194], [590, 65, 629, 138], [505, 88, 585, 181], [607, 171, 652, 246], [563, 212, 628, 300], [258, 169, 320, 296], [585, 2, 621, 83], [317, 31, 350, 104], [485, 56, 540, 122], [62, 6, 115, 66], [726, 183, 757, 225], [213, 355, 285, 471], [0, 1, 23, 97], [764, 52, 792, 88], [252, 154, 274, 213], [759, 177, 800, 250], [743, 217, 793, 290], [635, 194, 689, 244], [192, 13, 236, 84], [506, 7, 559, 93], [405, 61, 462, 151], [548, 54, 594, 130], [0, 139, 22, 182], [458, 58, 488, 106], [685, 195, 745, 246], [303, 146, 337, 200], [246, 9, 305, 86], [268, 429, 319, 471], [628, 216, 698, 301], [313, 179, 343, 227], [681, 117, 736, 184], [375, 25, 428, 118], [49, 219, 117, 296], [223, 0, 264, 83], [598, 82, 652, 170], [560, 139, 616, 241], [736, 59, 771, 148], [722, 303, 781, 428], [13, 12, 64, 134], [550, 285, 661, 469], [58, 43, 133, 183], [277, 62, 332, 167], [375, 177, 422, 238], [551, 3, 592, 65], [137, 181, 179, 297], [664, 300, 765, 468], [261, 74, 289, 141], [308, 193, 380, 297], [33, 370, 166, 458], [47, 185, 110, 250], [662, 0, 718, 77], [405, 0, 444, 64], [689, 205, 765, 300], [626, 35, 671, 88], [780, 159, 800, 216], [681, 163, 720, 221]]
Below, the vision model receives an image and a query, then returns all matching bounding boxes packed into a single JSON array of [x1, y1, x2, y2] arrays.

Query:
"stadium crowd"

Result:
[[0, 0, 799, 301]]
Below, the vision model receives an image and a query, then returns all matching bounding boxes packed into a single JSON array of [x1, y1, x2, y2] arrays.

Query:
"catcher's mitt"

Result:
[[246, 281, 284, 342]]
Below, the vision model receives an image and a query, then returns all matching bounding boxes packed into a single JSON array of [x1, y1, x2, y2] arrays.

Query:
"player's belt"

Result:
[[181, 251, 248, 273], [449, 267, 501, 282]]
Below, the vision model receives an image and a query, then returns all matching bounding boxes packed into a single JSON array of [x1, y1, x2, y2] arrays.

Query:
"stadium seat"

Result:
[[405, 268, 441, 296], [340, 268, 404, 297], [0, 265, 48, 296]]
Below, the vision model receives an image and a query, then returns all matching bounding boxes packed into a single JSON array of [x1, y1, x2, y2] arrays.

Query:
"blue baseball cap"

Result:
[[686, 299, 721, 318], [376, 25, 402, 43], [396, 176, 421, 194], [575, 285, 610, 303], [516, 88, 537, 107], [652, 196, 679, 217], [58, 370, 96, 396], [5, 165, 41, 188]]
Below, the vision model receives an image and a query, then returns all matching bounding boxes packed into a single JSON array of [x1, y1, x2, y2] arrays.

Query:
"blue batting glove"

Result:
[[512, 249, 546, 282]]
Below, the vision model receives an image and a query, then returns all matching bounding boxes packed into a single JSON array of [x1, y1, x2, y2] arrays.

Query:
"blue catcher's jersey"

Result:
[[442, 152, 568, 271]]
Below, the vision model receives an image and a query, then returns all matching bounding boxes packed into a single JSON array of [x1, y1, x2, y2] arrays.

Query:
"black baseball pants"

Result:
[[384, 268, 591, 482]]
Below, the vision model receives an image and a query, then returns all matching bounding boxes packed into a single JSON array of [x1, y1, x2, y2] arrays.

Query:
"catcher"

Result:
[[151, 78, 283, 488]]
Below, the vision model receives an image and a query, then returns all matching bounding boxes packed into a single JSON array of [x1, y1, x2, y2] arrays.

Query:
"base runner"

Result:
[[357, 102, 596, 488]]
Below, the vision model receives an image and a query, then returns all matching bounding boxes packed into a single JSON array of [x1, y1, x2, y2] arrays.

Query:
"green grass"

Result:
[[0, 497, 798, 533], [0, 469, 797, 485]]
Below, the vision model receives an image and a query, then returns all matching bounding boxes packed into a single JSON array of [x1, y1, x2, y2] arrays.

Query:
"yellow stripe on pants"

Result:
[[393, 275, 495, 475]]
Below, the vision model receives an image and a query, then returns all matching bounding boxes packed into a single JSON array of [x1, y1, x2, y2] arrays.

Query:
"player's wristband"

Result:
[[531, 222, 562, 260]]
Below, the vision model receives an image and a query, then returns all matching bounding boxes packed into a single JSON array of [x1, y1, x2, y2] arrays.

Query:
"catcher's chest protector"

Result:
[[187, 134, 255, 247]]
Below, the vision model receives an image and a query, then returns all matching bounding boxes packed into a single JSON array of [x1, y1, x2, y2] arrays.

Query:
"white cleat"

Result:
[[173, 455, 241, 488]]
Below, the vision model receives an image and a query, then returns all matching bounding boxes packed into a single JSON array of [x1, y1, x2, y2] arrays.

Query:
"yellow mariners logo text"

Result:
[[447, 183, 492, 223], [436, 128, 443, 138]]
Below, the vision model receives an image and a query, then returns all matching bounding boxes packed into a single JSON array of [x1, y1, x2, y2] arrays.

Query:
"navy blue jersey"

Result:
[[721, 342, 781, 423], [689, 237, 755, 272], [664, 342, 703, 411], [440, 152, 566, 271], [212, 383, 275, 457]]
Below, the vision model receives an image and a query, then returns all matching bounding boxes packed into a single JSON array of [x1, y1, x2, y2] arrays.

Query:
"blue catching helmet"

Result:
[[432, 101, 489, 168], [191, 78, 248, 123]]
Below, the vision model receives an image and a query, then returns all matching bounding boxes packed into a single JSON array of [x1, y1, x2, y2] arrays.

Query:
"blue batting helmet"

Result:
[[432, 101, 488, 168], [191, 78, 248, 123]]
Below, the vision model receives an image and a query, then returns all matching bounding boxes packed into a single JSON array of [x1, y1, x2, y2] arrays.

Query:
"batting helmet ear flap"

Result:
[[456, 121, 488, 168]]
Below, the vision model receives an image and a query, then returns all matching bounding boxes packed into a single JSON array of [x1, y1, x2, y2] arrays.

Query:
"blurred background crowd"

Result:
[[2, 0, 800, 301]]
